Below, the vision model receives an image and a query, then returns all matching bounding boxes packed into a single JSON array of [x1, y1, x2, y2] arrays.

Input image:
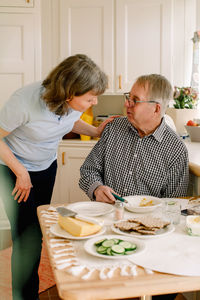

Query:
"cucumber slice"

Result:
[[125, 249, 137, 255], [111, 244, 125, 254], [94, 238, 107, 246], [102, 239, 115, 248], [112, 238, 120, 244], [97, 245, 107, 254], [119, 241, 137, 250], [106, 247, 113, 256], [119, 241, 132, 250], [111, 251, 124, 256]]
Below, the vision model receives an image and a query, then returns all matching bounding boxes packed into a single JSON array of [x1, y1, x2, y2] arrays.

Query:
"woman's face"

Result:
[[67, 91, 98, 112]]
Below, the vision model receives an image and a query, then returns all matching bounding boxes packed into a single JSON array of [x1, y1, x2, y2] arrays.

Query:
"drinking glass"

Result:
[[164, 200, 181, 225]]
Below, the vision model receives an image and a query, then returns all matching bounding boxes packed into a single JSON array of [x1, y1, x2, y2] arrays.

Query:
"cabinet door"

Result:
[[116, 0, 172, 93], [53, 146, 93, 204], [0, 13, 36, 108], [59, 0, 114, 93], [0, 0, 33, 7]]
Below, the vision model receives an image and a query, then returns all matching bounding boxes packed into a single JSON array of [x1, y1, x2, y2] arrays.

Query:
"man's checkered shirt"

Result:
[[79, 117, 189, 200]]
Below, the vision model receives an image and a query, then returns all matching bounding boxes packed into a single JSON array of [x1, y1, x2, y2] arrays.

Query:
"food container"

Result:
[[185, 125, 200, 142], [186, 215, 200, 236]]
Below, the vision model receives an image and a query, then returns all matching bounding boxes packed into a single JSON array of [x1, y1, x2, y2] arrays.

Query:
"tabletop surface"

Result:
[[37, 203, 200, 300]]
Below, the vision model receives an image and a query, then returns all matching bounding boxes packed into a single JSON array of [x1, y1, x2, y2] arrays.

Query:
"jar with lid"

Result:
[[114, 200, 124, 221]]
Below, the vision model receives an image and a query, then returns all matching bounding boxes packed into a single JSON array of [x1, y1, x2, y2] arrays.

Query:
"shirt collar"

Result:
[[128, 117, 166, 142]]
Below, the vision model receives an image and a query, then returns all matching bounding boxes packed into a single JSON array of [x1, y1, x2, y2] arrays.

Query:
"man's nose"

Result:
[[124, 99, 131, 107]]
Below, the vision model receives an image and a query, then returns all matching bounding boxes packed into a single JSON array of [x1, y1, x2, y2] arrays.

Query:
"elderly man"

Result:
[[79, 74, 189, 204]]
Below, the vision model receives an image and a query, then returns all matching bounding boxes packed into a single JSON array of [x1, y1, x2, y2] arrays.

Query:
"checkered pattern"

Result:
[[79, 117, 189, 200]]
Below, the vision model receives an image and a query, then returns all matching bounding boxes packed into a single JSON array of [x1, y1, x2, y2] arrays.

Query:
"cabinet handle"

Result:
[[119, 75, 122, 89], [62, 152, 65, 165]]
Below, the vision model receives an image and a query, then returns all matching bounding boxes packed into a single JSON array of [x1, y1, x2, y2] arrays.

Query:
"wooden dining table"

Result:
[[37, 204, 200, 300]]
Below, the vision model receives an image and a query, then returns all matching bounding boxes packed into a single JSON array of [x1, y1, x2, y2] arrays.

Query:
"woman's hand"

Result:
[[94, 185, 116, 204], [12, 170, 33, 203], [96, 115, 120, 137]]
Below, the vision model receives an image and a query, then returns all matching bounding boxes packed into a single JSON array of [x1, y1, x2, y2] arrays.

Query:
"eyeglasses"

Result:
[[124, 92, 159, 107]]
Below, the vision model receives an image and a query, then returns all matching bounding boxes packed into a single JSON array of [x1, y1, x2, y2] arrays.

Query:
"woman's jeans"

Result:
[[0, 161, 57, 300]]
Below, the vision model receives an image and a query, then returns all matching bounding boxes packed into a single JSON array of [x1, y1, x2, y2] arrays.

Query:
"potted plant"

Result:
[[173, 86, 198, 109], [166, 86, 200, 134]]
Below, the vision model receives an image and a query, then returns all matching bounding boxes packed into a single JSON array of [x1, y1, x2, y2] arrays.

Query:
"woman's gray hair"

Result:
[[136, 74, 173, 117], [42, 54, 108, 115]]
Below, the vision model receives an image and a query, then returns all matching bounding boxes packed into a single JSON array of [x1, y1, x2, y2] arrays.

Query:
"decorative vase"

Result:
[[166, 107, 200, 135]]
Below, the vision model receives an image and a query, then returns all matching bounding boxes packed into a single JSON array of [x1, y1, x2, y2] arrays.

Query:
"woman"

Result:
[[0, 54, 112, 300]]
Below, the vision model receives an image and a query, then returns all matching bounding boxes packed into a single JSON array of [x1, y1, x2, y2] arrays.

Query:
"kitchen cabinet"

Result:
[[0, 0, 41, 108], [51, 140, 96, 204], [48, 0, 196, 94], [59, 0, 114, 93], [59, 0, 172, 93], [0, 0, 34, 7], [115, 0, 173, 92]]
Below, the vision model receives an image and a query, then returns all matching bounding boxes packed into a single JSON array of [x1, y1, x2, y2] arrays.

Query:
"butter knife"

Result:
[[56, 207, 102, 225]]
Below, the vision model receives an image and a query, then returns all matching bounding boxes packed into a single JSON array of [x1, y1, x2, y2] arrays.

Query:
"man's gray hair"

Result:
[[136, 74, 173, 117]]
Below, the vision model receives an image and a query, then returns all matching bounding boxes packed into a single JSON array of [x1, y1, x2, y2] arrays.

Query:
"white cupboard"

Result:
[[45, 0, 196, 94], [59, 0, 114, 93], [51, 140, 96, 204], [59, 0, 172, 93], [0, 0, 34, 7], [116, 0, 173, 92]]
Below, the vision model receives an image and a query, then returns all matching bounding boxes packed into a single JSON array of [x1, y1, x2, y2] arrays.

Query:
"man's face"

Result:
[[125, 82, 158, 130]]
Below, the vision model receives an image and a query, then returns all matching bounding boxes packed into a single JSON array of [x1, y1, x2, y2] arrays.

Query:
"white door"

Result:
[[59, 0, 114, 93], [116, 0, 172, 93], [0, 13, 36, 108]]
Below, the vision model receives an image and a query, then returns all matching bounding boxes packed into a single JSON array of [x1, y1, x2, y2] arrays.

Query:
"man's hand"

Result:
[[94, 185, 116, 204], [12, 170, 33, 203]]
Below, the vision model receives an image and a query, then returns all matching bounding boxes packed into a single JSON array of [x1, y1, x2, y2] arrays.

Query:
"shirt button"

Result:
[[134, 154, 137, 158], [129, 171, 132, 175], [124, 188, 127, 192]]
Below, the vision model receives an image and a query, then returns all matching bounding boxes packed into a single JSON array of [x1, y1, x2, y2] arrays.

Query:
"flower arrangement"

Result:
[[173, 86, 198, 109]]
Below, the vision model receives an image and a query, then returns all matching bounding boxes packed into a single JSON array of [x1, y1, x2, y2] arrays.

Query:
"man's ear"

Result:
[[155, 103, 161, 114]]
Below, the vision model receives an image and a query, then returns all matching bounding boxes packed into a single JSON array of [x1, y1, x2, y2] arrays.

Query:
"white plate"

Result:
[[84, 234, 146, 259], [50, 223, 106, 240], [67, 201, 114, 217], [111, 223, 175, 239], [124, 195, 162, 213]]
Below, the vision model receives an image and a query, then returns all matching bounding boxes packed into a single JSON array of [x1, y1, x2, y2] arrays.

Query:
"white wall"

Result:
[[197, 0, 200, 29]]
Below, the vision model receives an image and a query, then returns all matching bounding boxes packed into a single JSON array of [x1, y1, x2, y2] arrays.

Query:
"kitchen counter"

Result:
[[184, 140, 200, 177]]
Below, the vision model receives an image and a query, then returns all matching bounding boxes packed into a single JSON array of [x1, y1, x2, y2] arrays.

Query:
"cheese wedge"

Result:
[[58, 215, 101, 237]]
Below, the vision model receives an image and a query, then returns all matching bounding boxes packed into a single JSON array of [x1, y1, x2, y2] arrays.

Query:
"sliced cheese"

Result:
[[58, 215, 101, 237]]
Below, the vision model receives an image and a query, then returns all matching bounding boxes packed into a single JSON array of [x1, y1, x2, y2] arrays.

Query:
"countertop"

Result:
[[184, 140, 200, 177]]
